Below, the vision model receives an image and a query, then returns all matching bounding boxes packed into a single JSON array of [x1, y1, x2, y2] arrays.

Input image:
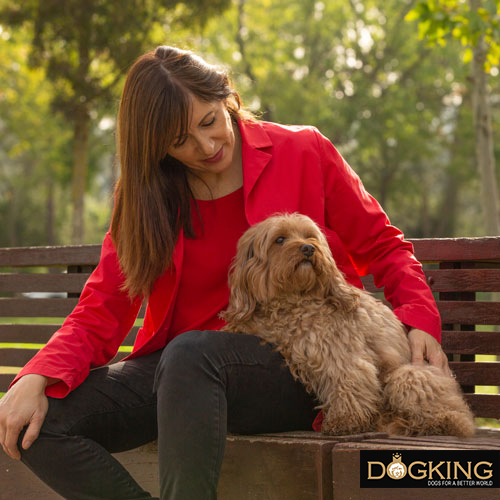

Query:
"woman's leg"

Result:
[[20, 349, 162, 500], [155, 330, 319, 500]]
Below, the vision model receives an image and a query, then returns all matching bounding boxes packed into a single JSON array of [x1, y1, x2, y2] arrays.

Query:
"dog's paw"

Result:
[[321, 416, 376, 436]]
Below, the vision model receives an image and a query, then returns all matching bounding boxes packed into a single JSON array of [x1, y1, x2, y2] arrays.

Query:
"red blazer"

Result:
[[13, 120, 441, 398]]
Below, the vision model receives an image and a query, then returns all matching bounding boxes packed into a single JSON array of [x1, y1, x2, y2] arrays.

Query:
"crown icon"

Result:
[[393, 453, 402, 461]]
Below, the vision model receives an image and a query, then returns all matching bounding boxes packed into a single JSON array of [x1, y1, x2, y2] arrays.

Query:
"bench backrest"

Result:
[[0, 245, 136, 392], [1, 238, 499, 422]]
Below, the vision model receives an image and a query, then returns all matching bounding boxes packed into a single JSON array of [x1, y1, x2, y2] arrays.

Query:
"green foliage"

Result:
[[0, 0, 231, 244], [0, 26, 72, 246], [0, 0, 232, 116], [0, 0, 498, 242], [406, 0, 500, 72], [199, 0, 486, 236]]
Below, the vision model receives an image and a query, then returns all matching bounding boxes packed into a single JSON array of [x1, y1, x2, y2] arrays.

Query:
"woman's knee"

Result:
[[155, 330, 217, 387]]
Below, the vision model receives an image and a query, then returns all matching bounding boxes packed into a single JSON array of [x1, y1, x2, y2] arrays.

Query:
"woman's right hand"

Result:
[[0, 374, 50, 460]]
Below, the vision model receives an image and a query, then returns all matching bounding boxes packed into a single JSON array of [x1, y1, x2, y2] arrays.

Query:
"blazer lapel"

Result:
[[239, 121, 273, 224]]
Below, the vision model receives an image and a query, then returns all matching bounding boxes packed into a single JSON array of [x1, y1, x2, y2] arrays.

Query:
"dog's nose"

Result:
[[300, 244, 315, 258]]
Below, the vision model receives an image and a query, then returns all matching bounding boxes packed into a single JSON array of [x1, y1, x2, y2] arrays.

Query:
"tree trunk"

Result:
[[46, 178, 55, 245], [7, 182, 19, 247], [419, 172, 431, 237], [236, 0, 272, 121], [435, 104, 465, 237], [71, 105, 90, 244], [469, 0, 500, 235]]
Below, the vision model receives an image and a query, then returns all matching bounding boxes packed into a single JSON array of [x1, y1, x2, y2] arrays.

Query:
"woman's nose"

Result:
[[196, 134, 215, 156]]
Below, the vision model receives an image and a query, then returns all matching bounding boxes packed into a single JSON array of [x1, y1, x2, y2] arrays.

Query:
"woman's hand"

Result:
[[0, 374, 50, 460], [407, 328, 453, 377]]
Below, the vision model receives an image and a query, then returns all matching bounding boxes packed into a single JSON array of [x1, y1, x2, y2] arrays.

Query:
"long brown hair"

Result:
[[111, 46, 251, 298]]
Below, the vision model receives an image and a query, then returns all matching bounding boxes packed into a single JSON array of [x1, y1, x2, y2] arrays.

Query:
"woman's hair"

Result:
[[111, 46, 252, 299]]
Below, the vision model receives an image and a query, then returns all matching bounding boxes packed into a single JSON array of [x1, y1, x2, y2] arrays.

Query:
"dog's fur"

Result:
[[221, 213, 475, 437]]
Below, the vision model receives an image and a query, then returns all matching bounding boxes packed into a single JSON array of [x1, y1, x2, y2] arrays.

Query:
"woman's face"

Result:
[[167, 96, 237, 181]]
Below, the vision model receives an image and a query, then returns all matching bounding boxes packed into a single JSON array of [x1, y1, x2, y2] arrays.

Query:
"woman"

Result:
[[0, 46, 449, 500]]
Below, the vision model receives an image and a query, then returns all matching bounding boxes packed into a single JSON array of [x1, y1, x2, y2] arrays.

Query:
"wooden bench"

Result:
[[1, 237, 500, 499]]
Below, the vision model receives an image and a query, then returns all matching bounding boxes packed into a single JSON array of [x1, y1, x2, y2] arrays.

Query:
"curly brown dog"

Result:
[[221, 213, 475, 437]]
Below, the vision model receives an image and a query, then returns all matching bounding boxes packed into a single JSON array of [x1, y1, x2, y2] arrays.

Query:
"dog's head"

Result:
[[224, 213, 359, 322]]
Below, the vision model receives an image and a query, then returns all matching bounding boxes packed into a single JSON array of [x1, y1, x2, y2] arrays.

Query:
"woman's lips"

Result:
[[203, 147, 223, 163]]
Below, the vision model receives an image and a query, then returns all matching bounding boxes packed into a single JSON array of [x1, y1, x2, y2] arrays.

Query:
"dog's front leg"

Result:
[[319, 358, 382, 435]]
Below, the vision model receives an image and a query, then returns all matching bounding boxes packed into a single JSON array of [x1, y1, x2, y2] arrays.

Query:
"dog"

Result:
[[221, 213, 475, 437]]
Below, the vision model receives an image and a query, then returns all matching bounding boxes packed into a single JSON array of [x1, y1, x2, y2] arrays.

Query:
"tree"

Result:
[[406, 0, 500, 235], [200, 0, 477, 236], [0, 0, 230, 243], [0, 26, 72, 247]]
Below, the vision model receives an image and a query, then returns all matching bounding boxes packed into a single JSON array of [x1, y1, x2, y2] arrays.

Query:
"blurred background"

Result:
[[0, 0, 499, 246]]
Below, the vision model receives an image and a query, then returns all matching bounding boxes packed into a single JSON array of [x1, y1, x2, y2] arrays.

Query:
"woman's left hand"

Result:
[[407, 328, 453, 378]]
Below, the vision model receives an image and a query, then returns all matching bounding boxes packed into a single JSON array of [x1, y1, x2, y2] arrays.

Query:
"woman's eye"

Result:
[[203, 116, 216, 127], [275, 236, 285, 244]]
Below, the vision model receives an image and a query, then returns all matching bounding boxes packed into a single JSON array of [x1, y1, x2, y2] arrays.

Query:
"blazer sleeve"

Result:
[[313, 129, 442, 341], [10, 231, 143, 397]]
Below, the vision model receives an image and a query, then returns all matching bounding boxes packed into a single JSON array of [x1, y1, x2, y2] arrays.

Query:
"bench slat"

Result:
[[412, 237, 500, 262], [0, 245, 101, 267], [0, 324, 139, 345], [0, 273, 91, 293], [426, 269, 500, 292], [437, 301, 500, 325], [3, 299, 497, 327], [0, 324, 62, 343], [442, 330, 500, 355], [450, 361, 500, 386], [0, 348, 131, 368], [1, 385, 499, 422], [0, 298, 79, 317], [0, 373, 17, 392], [0, 298, 146, 319], [0, 348, 39, 367], [334, 431, 500, 450], [465, 394, 500, 419], [362, 269, 500, 294], [0, 350, 130, 392], [7, 327, 495, 358]]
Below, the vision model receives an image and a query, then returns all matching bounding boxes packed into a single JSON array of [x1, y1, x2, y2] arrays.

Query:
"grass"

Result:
[[0, 343, 133, 352], [0, 317, 65, 324], [0, 317, 144, 326]]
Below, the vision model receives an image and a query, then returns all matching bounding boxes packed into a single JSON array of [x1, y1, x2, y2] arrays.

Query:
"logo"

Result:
[[360, 450, 500, 488], [386, 453, 407, 480]]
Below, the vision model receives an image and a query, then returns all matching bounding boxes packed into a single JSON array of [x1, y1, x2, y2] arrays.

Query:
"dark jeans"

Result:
[[20, 330, 319, 500]]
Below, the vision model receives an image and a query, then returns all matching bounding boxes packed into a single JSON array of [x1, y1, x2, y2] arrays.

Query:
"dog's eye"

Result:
[[275, 236, 285, 244]]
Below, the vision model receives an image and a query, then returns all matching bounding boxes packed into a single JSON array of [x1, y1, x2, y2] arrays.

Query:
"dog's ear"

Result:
[[245, 240, 255, 260], [321, 257, 360, 312], [326, 279, 360, 312], [221, 231, 260, 325]]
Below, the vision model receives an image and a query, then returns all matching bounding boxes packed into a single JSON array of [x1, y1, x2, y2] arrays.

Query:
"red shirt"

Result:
[[168, 188, 248, 340]]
